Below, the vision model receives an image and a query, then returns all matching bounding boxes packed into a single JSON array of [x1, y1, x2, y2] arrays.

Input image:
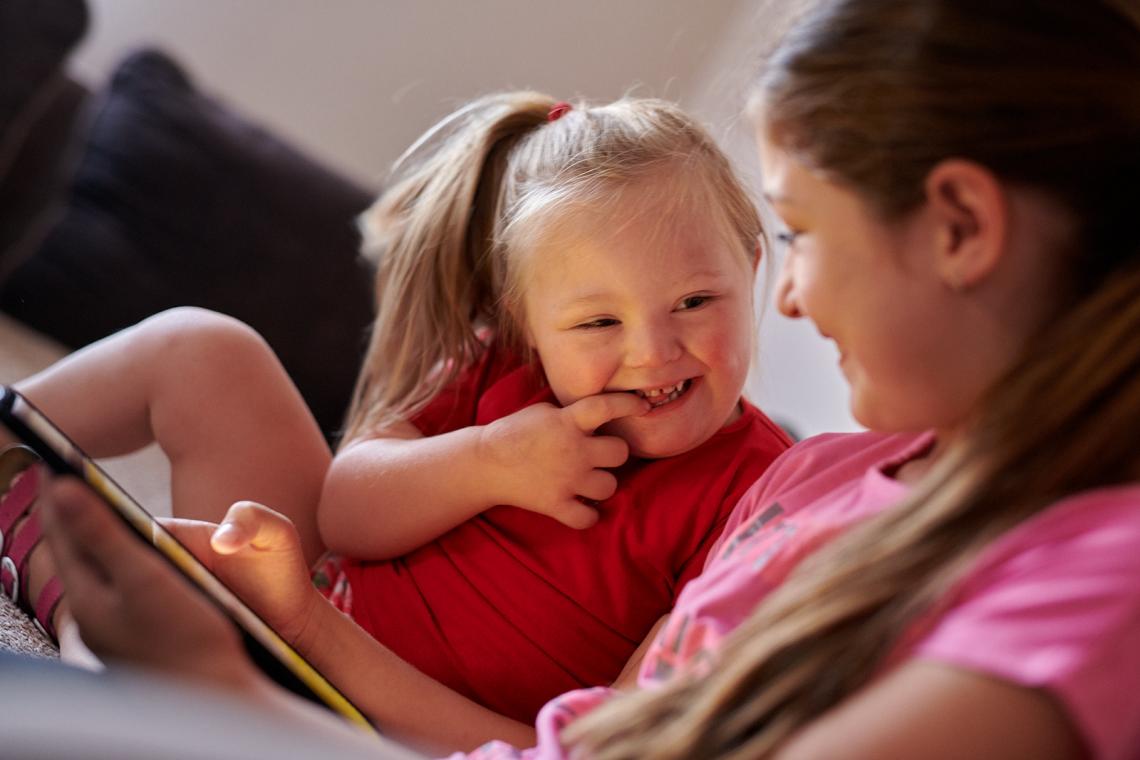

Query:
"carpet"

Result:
[[0, 594, 57, 658]]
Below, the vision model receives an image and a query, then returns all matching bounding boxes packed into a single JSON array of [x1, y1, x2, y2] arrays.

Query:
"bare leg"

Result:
[[6, 308, 334, 657], [16, 307, 332, 564]]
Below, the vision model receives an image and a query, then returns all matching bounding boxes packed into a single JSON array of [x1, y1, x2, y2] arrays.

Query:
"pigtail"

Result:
[[340, 93, 557, 445], [341, 93, 765, 446]]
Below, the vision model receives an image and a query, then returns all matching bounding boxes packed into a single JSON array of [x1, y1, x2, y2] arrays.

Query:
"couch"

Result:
[[1, 0, 381, 654]]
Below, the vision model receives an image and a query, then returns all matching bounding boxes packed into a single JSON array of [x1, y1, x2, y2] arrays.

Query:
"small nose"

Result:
[[626, 320, 683, 368], [775, 253, 803, 319]]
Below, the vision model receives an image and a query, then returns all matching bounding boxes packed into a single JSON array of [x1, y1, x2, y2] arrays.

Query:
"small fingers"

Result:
[[40, 478, 177, 652], [42, 477, 162, 588], [39, 479, 117, 609], [567, 392, 650, 432], [586, 435, 631, 469], [553, 499, 600, 530], [577, 470, 619, 503]]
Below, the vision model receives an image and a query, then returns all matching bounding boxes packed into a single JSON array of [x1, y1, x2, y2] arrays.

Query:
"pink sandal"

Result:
[[0, 446, 64, 645]]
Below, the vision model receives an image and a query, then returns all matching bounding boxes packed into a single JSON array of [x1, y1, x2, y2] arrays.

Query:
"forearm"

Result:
[[293, 593, 537, 754], [318, 428, 507, 559]]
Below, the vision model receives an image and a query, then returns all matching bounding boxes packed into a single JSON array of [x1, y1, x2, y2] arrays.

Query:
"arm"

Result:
[[318, 393, 649, 559], [774, 660, 1084, 760], [610, 614, 669, 691], [290, 583, 536, 753]]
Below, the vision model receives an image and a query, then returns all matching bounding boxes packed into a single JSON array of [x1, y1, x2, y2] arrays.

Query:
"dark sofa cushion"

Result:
[[0, 0, 89, 278], [0, 0, 87, 151], [0, 49, 377, 440]]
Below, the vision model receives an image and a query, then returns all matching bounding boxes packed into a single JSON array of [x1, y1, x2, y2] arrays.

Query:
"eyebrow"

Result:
[[555, 270, 734, 309], [557, 292, 610, 310]]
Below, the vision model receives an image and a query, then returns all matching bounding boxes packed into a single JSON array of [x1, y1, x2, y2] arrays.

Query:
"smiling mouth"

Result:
[[628, 379, 693, 408]]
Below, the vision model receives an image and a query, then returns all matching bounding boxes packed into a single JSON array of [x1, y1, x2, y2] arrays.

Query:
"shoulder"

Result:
[[735, 400, 796, 451], [914, 483, 1140, 760], [670, 400, 795, 478], [412, 339, 533, 434], [715, 430, 925, 539]]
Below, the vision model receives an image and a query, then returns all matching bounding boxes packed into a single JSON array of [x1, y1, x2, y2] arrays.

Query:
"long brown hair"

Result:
[[340, 93, 762, 444], [568, 1, 1140, 756]]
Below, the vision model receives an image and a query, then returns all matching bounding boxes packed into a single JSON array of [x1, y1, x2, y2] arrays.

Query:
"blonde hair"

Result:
[[566, 0, 1140, 756], [341, 92, 761, 443]]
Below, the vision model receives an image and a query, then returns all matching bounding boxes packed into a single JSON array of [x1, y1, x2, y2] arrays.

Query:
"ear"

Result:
[[923, 160, 1009, 290]]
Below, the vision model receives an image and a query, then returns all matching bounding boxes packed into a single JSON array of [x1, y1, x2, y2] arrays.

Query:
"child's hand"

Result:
[[479, 392, 650, 528], [161, 501, 320, 644]]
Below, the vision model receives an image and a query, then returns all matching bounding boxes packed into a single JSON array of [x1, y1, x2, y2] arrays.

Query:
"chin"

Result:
[[609, 421, 709, 460]]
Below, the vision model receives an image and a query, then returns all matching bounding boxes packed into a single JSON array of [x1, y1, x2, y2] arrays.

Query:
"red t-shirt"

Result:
[[339, 343, 791, 722]]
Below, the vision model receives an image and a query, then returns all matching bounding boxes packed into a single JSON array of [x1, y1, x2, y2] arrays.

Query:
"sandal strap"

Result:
[[0, 467, 40, 552], [0, 463, 62, 645], [33, 576, 63, 644], [0, 511, 42, 602]]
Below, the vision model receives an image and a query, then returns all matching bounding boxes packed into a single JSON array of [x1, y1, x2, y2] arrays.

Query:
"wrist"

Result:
[[288, 588, 340, 660], [472, 422, 520, 507]]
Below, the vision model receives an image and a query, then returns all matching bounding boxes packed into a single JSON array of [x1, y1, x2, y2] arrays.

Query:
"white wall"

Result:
[[68, 0, 859, 439], [681, 0, 860, 439], [70, 0, 745, 186]]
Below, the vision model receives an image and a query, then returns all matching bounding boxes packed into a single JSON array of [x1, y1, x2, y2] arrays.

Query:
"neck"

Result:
[[893, 424, 966, 486]]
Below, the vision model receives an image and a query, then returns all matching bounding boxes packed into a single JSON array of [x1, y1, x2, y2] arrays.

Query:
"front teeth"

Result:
[[634, 380, 690, 406]]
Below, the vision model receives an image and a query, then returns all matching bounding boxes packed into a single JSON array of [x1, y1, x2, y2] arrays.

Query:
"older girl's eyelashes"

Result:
[[775, 229, 803, 248]]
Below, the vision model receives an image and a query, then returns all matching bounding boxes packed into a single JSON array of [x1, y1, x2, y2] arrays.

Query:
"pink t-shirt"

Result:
[[461, 431, 1140, 760]]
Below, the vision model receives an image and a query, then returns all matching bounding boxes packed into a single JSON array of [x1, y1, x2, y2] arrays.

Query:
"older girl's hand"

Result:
[[162, 500, 321, 644], [39, 477, 261, 693]]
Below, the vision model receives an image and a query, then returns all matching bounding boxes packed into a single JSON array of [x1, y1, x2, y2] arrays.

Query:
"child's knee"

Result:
[[142, 308, 275, 379]]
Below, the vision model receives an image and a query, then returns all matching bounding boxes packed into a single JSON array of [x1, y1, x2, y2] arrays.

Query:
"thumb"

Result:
[[566, 392, 650, 432], [211, 501, 300, 556]]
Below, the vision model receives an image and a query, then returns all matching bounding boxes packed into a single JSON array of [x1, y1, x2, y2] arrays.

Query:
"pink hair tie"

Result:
[[547, 101, 572, 122]]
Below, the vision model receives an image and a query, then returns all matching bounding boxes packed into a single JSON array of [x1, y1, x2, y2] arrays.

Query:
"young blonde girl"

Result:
[[31, 0, 1140, 757], [2, 93, 790, 722]]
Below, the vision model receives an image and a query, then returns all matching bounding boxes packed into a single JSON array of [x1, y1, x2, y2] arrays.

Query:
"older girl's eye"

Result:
[[678, 295, 713, 311], [775, 229, 803, 249]]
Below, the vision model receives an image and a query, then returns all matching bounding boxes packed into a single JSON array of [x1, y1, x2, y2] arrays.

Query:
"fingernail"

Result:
[[211, 522, 242, 551]]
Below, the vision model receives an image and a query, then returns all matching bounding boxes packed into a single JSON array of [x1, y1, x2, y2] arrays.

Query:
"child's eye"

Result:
[[678, 295, 714, 311], [574, 318, 619, 330]]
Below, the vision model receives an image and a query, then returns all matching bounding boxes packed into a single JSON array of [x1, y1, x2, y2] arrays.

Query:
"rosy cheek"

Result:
[[703, 322, 753, 374], [543, 355, 612, 404]]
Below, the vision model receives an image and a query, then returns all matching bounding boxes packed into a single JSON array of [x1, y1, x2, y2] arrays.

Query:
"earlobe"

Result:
[[924, 159, 1008, 290]]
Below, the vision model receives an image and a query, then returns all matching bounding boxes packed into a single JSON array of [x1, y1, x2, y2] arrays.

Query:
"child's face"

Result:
[[756, 130, 977, 433], [521, 206, 756, 459]]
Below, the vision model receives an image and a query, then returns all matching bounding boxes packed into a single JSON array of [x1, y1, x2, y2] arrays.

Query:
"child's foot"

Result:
[[0, 445, 65, 647]]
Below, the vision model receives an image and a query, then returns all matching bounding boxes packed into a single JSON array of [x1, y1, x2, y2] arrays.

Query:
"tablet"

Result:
[[0, 386, 378, 736]]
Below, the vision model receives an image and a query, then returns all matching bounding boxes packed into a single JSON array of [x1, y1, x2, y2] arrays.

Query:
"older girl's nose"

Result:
[[775, 254, 803, 319]]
